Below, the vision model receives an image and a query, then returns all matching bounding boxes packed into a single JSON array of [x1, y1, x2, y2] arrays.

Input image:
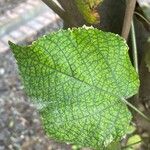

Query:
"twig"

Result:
[[131, 19, 140, 112], [42, 0, 79, 27], [121, 0, 137, 40], [121, 98, 150, 122], [134, 11, 150, 26], [42, 0, 67, 21], [131, 21, 139, 73]]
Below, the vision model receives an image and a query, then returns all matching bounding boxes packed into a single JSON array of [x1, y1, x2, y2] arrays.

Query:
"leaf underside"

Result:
[[9, 27, 139, 149]]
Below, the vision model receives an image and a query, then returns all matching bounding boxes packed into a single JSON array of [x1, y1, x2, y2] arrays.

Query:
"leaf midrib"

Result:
[[22, 55, 121, 99]]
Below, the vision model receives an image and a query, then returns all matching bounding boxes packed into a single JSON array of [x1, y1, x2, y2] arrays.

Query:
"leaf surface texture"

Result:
[[9, 27, 139, 149]]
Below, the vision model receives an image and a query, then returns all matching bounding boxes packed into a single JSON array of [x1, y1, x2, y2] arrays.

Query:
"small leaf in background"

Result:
[[75, 0, 103, 24], [126, 134, 142, 150], [9, 26, 139, 149]]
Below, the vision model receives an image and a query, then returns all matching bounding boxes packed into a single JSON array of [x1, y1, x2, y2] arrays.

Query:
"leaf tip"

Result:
[[8, 41, 17, 50], [8, 40, 14, 46]]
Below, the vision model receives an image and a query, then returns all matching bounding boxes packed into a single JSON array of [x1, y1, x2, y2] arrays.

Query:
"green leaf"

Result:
[[126, 134, 141, 149], [9, 27, 139, 149], [75, 0, 103, 24]]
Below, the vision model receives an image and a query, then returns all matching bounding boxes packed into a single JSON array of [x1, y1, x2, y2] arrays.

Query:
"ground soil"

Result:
[[0, 50, 72, 150]]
